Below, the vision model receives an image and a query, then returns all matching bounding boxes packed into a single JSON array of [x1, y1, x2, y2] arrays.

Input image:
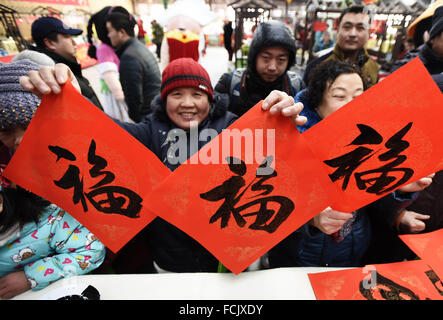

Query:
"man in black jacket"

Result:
[[214, 20, 304, 117], [31, 17, 103, 110], [106, 12, 161, 122]]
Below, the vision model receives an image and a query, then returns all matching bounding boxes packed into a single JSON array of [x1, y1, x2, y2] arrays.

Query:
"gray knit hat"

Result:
[[0, 59, 41, 129]]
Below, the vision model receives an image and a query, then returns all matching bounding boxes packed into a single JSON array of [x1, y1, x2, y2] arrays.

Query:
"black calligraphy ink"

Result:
[[49, 146, 88, 211], [425, 269, 443, 296], [87, 140, 115, 188], [49, 139, 142, 218], [359, 271, 421, 300], [200, 156, 294, 233], [324, 122, 414, 195]]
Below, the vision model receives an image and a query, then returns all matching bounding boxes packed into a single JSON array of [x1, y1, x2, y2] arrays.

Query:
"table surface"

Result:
[[12, 267, 347, 300]]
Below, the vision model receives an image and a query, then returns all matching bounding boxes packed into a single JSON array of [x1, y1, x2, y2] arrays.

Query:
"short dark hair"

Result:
[[307, 60, 368, 110], [0, 186, 50, 232], [35, 31, 58, 49], [338, 5, 371, 26], [106, 12, 136, 37]]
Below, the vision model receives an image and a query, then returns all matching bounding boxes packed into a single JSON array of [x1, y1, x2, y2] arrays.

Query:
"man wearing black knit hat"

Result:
[[214, 20, 304, 118], [30, 17, 103, 110], [391, 5, 443, 92]]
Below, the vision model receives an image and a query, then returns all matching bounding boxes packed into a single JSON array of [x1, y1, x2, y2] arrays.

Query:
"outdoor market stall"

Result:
[[0, 2, 96, 67], [228, 0, 276, 68]]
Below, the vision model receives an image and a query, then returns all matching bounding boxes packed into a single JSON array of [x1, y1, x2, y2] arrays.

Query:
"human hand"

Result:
[[310, 207, 354, 235], [0, 271, 32, 299], [398, 210, 430, 234], [19, 63, 80, 98], [261, 90, 307, 127], [397, 173, 435, 193]]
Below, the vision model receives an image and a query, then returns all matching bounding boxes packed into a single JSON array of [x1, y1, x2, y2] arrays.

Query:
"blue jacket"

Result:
[[0, 204, 105, 290], [268, 89, 413, 267]]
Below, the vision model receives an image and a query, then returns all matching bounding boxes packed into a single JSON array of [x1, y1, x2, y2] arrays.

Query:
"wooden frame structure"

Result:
[[228, 0, 276, 68], [0, 4, 27, 52]]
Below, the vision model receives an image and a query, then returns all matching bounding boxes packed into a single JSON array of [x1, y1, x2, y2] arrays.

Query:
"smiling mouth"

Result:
[[179, 112, 197, 120]]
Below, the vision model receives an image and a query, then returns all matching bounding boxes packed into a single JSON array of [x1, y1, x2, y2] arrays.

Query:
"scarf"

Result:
[[240, 70, 290, 112]]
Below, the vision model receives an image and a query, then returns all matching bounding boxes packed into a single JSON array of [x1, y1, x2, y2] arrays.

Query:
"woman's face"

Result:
[[0, 125, 26, 153], [166, 87, 210, 130], [316, 73, 364, 119]]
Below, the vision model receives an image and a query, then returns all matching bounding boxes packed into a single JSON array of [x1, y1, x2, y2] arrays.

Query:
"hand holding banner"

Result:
[[146, 102, 335, 274], [4, 80, 170, 253], [303, 58, 443, 212]]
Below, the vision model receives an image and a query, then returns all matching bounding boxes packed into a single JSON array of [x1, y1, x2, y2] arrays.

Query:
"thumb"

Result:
[[411, 212, 431, 221]]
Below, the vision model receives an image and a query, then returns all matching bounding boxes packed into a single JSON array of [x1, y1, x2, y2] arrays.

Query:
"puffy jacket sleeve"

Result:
[[113, 118, 154, 151], [23, 210, 105, 291], [214, 72, 232, 104], [214, 71, 244, 116], [119, 55, 144, 122], [214, 72, 232, 95]]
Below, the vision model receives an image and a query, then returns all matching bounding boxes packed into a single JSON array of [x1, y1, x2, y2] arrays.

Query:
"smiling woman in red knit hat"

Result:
[[160, 58, 214, 130]]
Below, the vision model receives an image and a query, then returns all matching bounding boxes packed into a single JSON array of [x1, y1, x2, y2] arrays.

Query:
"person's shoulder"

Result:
[[390, 48, 422, 72], [303, 51, 332, 82], [309, 51, 332, 67], [229, 68, 246, 86], [119, 38, 141, 55], [366, 56, 379, 68], [208, 110, 238, 131], [214, 69, 244, 93]]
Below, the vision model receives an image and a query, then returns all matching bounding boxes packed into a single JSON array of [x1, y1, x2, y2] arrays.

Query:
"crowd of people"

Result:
[[0, 3, 442, 299]]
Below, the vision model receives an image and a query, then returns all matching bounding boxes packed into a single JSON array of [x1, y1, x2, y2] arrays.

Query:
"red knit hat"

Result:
[[161, 58, 213, 102]]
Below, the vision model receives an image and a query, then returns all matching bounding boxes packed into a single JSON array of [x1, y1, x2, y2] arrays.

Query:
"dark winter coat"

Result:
[[117, 94, 237, 272], [116, 38, 161, 122], [390, 43, 443, 92], [214, 21, 303, 117]]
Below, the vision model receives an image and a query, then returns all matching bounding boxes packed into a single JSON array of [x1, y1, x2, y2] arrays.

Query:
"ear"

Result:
[[118, 28, 129, 39], [43, 37, 57, 51]]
